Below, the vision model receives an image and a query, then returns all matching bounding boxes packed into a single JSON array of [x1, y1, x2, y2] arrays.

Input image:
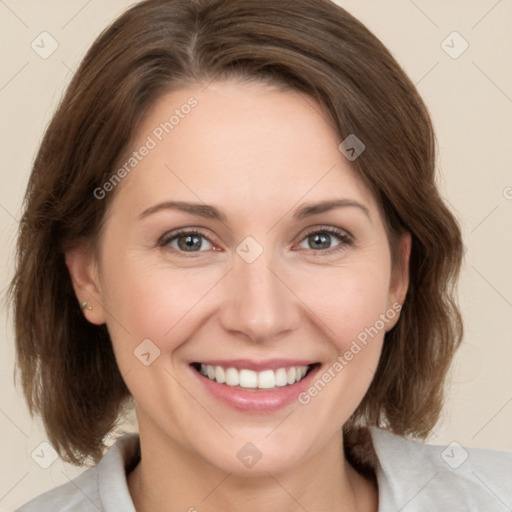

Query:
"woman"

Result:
[[9, 0, 511, 510]]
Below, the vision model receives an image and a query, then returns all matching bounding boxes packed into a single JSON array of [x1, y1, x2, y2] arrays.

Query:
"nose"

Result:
[[219, 246, 301, 343]]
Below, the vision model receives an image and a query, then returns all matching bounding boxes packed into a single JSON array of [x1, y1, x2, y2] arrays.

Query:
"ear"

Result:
[[65, 244, 107, 325], [386, 231, 411, 329]]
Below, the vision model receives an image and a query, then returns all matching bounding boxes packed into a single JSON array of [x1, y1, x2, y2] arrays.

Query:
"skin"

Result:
[[66, 79, 411, 512]]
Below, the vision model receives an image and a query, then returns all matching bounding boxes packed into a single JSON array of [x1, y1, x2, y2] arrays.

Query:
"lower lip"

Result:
[[190, 364, 321, 413]]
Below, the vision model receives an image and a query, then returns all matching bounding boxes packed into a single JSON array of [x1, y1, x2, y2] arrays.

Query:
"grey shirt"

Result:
[[13, 427, 512, 511]]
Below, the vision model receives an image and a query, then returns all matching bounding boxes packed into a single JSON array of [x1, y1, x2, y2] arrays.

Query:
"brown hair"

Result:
[[9, 0, 463, 465]]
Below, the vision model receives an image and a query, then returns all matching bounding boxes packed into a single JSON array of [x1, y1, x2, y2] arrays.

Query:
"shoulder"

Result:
[[368, 426, 512, 511], [12, 467, 101, 512], [12, 434, 139, 512]]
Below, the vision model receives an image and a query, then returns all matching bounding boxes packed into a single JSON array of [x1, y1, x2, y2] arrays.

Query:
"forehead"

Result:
[[110, 79, 377, 218]]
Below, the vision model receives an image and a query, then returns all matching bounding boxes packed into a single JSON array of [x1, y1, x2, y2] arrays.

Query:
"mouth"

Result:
[[190, 361, 321, 391]]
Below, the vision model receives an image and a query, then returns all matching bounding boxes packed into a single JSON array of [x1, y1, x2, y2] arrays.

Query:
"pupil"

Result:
[[310, 233, 330, 249], [179, 234, 201, 251]]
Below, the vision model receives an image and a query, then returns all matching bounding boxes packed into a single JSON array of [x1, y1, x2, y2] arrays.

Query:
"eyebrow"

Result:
[[138, 199, 371, 222]]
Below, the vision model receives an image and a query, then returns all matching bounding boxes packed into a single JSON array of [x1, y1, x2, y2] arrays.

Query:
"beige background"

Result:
[[1, 0, 511, 509]]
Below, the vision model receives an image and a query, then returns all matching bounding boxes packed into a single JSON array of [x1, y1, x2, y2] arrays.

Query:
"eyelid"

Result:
[[298, 224, 353, 242], [158, 228, 217, 251]]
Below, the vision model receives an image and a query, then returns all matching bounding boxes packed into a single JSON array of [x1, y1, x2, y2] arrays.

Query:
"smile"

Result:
[[190, 360, 321, 412], [193, 363, 313, 390]]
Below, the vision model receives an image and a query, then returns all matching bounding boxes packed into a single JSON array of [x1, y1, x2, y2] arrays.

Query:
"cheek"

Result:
[[98, 256, 225, 420], [292, 261, 392, 350], [289, 265, 392, 429], [99, 250, 223, 360]]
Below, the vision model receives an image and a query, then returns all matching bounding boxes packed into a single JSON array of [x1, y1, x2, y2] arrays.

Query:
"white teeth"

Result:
[[198, 364, 311, 389], [215, 366, 226, 384], [239, 369, 258, 388], [258, 370, 275, 389], [225, 367, 239, 386], [275, 368, 288, 387]]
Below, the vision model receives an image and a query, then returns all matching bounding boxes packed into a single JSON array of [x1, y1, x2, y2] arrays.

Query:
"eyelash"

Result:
[[157, 226, 354, 257]]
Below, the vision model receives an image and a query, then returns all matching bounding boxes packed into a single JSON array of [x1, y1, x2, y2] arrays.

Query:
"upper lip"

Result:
[[191, 359, 318, 371]]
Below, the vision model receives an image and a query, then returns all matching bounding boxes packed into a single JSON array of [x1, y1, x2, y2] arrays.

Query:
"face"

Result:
[[68, 79, 410, 475]]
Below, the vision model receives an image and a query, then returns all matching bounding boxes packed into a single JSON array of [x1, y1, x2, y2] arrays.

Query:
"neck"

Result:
[[127, 419, 378, 512]]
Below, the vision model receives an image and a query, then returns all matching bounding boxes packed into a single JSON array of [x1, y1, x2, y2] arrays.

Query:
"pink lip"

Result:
[[189, 363, 321, 414], [191, 359, 316, 371]]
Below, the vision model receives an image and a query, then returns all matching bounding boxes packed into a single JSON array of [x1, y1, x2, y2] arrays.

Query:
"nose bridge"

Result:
[[219, 239, 299, 342]]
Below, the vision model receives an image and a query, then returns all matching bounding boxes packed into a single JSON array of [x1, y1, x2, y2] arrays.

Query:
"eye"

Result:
[[159, 230, 214, 253], [158, 226, 353, 256], [296, 227, 353, 254]]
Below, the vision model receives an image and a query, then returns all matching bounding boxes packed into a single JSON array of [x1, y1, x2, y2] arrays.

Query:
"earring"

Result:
[[80, 301, 92, 311]]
